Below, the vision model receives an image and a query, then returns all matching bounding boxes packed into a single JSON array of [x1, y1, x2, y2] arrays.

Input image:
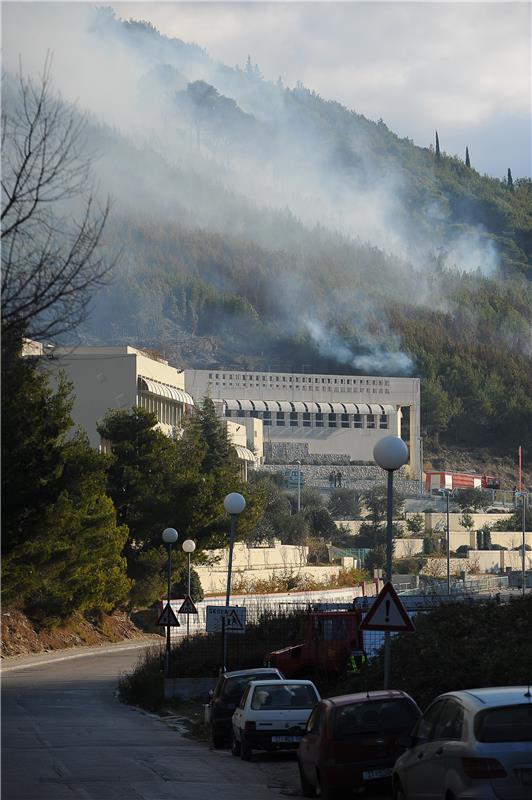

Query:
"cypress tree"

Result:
[[435, 131, 441, 160], [465, 147, 471, 168], [507, 168, 514, 190]]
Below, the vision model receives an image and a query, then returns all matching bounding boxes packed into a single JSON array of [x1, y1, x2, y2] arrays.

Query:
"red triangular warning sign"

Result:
[[177, 595, 198, 615], [359, 582, 415, 632], [157, 603, 180, 627]]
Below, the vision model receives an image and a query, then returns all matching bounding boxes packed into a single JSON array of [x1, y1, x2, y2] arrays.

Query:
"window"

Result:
[[367, 414, 376, 429], [226, 410, 232, 418], [263, 411, 271, 426], [380, 415, 388, 429], [290, 412, 298, 427], [319, 617, 347, 641], [341, 414, 350, 428], [353, 414, 363, 428], [475, 704, 532, 743], [328, 413, 337, 428], [433, 701, 464, 741], [276, 412, 285, 427], [415, 701, 447, 742], [315, 413, 324, 428], [303, 413, 311, 427]]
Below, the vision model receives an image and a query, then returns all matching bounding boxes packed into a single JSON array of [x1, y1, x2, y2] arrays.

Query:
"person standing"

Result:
[[337, 470, 342, 488]]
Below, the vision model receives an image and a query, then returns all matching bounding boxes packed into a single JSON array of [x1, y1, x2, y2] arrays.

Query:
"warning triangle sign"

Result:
[[359, 582, 415, 632], [225, 608, 244, 631], [177, 595, 198, 615], [157, 603, 180, 627]]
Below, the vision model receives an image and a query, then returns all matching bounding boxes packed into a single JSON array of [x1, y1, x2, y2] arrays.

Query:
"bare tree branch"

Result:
[[1, 57, 115, 341]]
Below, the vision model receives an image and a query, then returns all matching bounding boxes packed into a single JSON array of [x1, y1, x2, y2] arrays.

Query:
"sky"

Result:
[[2, 1, 531, 178]]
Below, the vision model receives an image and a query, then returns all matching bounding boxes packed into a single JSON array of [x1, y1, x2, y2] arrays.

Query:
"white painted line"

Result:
[[1, 641, 157, 673]]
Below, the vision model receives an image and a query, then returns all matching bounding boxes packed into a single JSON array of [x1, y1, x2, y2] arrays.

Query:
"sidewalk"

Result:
[[1, 636, 160, 673]]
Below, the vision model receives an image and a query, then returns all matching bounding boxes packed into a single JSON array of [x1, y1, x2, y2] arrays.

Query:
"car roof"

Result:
[[439, 686, 532, 709], [248, 679, 317, 687], [222, 668, 281, 679], [322, 690, 415, 708]]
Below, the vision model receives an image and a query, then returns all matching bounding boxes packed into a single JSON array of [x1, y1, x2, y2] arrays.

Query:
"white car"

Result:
[[393, 686, 532, 799], [231, 679, 320, 761]]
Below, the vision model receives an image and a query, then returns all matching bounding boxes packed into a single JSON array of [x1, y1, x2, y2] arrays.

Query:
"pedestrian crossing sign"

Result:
[[177, 595, 198, 615], [157, 603, 180, 627]]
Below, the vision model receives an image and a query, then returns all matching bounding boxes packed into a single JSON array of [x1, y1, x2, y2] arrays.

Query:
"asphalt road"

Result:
[[1, 644, 301, 800], [2, 644, 393, 800]]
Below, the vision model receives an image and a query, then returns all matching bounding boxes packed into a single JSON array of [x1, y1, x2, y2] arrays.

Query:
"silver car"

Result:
[[393, 686, 532, 799]]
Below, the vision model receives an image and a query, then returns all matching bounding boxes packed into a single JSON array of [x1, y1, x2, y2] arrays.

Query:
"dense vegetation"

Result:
[[118, 595, 532, 711]]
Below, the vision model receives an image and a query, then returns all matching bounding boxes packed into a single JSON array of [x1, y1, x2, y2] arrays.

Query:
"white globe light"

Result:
[[373, 436, 409, 471], [182, 539, 196, 553], [162, 527, 179, 544], [224, 492, 246, 515]]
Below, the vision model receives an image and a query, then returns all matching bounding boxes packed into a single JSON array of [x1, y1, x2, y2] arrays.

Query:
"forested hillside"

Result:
[[11, 8, 532, 453]]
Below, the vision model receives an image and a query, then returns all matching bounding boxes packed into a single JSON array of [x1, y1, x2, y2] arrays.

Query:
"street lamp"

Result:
[[439, 489, 453, 595], [222, 492, 246, 672], [373, 436, 409, 690], [296, 460, 301, 513], [182, 539, 196, 637], [162, 527, 178, 678]]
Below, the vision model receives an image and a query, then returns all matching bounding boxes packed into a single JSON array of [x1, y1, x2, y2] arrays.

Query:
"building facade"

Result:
[[185, 368, 421, 476], [44, 346, 195, 448]]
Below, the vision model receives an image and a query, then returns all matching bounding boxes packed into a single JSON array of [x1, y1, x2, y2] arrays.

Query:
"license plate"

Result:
[[515, 769, 532, 786], [272, 735, 301, 743], [362, 767, 393, 781]]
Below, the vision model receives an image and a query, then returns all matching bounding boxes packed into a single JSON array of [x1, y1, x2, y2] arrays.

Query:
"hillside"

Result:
[[8, 8, 530, 455]]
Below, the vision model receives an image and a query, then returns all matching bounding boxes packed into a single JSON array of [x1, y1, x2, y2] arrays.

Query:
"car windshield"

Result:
[[475, 704, 532, 743], [333, 699, 419, 738], [222, 673, 279, 701], [251, 684, 318, 710]]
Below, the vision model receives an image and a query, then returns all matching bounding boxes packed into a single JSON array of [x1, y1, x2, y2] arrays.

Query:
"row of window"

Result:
[[208, 373, 390, 386], [137, 393, 183, 427], [225, 410, 389, 429], [210, 382, 390, 394]]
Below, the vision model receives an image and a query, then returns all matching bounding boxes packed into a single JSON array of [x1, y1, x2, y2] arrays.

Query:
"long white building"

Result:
[[185, 369, 421, 476]]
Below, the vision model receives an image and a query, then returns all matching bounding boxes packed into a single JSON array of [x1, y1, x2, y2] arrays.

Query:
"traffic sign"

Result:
[[177, 595, 198, 615], [359, 582, 415, 632], [157, 603, 180, 627], [206, 605, 246, 634]]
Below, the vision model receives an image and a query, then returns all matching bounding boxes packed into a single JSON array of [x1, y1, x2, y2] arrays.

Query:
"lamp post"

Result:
[[518, 492, 527, 597], [182, 539, 196, 637], [296, 460, 301, 513], [440, 489, 453, 596], [222, 492, 246, 672], [162, 527, 178, 678], [373, 436, 408, 690]]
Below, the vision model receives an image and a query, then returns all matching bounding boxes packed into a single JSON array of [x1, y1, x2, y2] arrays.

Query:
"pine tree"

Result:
[[465, 147, 471, 168], [507, 168, 514, 190], [435, 131, 441, 160]]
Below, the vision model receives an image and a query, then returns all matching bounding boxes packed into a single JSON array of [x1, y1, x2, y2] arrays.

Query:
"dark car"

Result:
[[297, 690, 421, 798], [207, 667, 284, 748]]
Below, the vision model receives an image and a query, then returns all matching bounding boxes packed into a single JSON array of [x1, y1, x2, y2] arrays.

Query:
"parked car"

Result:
[[393, 686, 532, 799], [231, 679, 320, 761], [297, 690, 421, 798], [207, 667, 284, 748]]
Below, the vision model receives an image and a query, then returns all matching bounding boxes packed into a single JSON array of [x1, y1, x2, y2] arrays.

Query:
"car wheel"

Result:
[[231, 733, 241, 757], [393, 780, 408, 800], [298, 763, 317, 798], [211, 730, 225, 749], [240, 735, 253, 761]]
